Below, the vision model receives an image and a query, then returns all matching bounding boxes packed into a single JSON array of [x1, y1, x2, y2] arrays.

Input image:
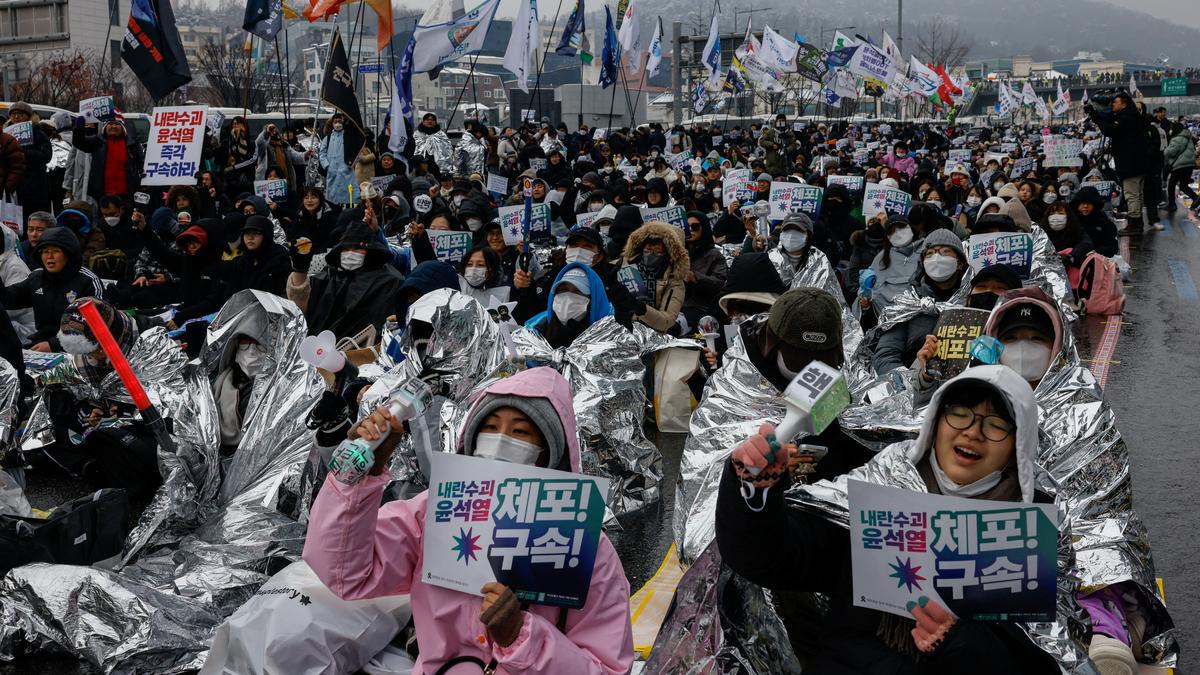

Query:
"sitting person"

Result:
[[525, 264, 614, 350], [621, 221, 689, 335], [1067, 186, 1118, 259], [224, 216, 290, 297], [716, 365, 1058, 674], [0, 227, 105, 351], [303, 367, 634, 675], [212, 330, 271, 455]]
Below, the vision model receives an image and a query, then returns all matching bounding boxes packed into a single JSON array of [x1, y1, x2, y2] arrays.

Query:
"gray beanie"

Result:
[[781, 212, 813, 232], [462, 393, 567, 471], [921, 227, 966, 261]]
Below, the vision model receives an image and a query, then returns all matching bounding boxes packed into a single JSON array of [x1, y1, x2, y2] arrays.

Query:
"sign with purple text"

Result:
[[423, 452, 610, 609], [849, 480, 1058, 622], [863, 182, 912, 220], [967, 232, 1035, 279], [768, 182, 823, 221]]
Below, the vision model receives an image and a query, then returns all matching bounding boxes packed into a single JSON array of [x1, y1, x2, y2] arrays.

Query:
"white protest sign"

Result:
[[428, 229, 474, 264], [618, 165, 639, 181], [253, 179, 288, 200], [370, 175, 393, 195], [529, 158, 548, 173], [573, 211, 601, 230], [486, 173, 508, 197], [592, 128, 607, 140], [966, 232, 1035, 278], [79, 96, 115, 123], [863, 182, 913, 220], [521, 109, 537, 123], [666, 150, 693, 171], [721, 168, 757, 206], [849, 480, 1058, 622], [984, 152, 1008, 166], [1000, 142, 1018, 153], [142, 105, 208, 186], [6, 122, 32, 146], [641, 205, 688, 230], [1080, 180, 1116, 199], [1043, 137, 1083, 168], [947, 149, 972, 165], [497, 202, 551, 245], [1011, 156, 1038, 177], [423, 452, 610, 609], [768, 182, 823, 221], [206, 110, 225, 136], [852, 149, 870, 166], [826, 174, 865, 194]]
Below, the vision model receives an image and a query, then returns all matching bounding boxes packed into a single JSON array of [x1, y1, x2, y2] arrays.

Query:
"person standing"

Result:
[[2, 102, 52, 212], [70, 117, 142, 203], [1085, 91, 1152, 235], [1163, 122, 1200, 215]]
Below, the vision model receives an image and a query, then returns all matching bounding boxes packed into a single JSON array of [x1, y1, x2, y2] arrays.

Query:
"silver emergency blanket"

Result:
[[512, 316, 663, 515], [0, 358, 18, 451], [452, 132, 487, 177], [0, 291, 325, 672], [1029, 224, 1077, 318], [768, 246, 863, 361], [413, 128, 453, 170]]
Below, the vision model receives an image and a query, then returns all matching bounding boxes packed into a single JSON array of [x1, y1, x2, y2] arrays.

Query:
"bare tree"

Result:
[[191, 41, 287, 110], [10, 51, 105, 109], [914, 17, 972, 68]]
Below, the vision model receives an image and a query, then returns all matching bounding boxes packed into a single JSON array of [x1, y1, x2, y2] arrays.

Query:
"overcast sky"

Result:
[[1096, 0, 1200, 30]]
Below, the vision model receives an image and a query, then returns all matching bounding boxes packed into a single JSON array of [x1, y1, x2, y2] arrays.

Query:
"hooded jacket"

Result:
[[716, 365, 1055, 675], [983, 287, 1065, 385], [1068, 187, 1118, 258], [0, 130, 24, 193], [138, 218, 228, 324], [525, 262, 615, 347], [303, 368, 634, 675], [293, 221, 405, 339], [0, 227, 105, 348], [1164, 126, 1196, 171], [71, 120, 143, 200], [1087, 103, 1153, 179], [621, 221, 690, 334], [225, 236, 290, 297], [682, 211, 728, 317]]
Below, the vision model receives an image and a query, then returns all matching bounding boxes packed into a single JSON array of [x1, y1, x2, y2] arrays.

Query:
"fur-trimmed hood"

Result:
[[621, 220, 690, 282]]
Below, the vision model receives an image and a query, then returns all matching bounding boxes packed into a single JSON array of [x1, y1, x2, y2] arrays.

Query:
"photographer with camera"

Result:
[[1084, 90, 1154, 235]]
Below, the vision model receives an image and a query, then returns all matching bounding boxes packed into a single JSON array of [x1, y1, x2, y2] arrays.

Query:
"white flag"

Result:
[[907, 57, 939, 96], [997, 81, 1013, 116], [1129, 74, 1142, 101], [617, 0, 641, 75], [503, 0, 541, 92], [646, 17, 664, 77], [410, 0, 501, 73], [1021, 81, 1037, 106], [761, 25, 799, 73], [1052, 80, 1070, 115], [1082, 87, 1090, 104], [701, 14, 721, 85], [1036, 95, 1050, 119], [881, 31, 901, 63]]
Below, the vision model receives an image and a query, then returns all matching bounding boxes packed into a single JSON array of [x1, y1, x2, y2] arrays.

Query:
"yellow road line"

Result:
[[628, 542, 684, 659]]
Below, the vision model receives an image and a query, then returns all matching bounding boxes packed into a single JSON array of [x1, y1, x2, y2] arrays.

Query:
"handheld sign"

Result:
[[7, 122, 32, 146], [79, 96, 115, 123], [528, 158, 548, 173], [428, 229, 474, 264], [666, 150, 693, 171], [486, 173, 508, 198], [142, 106, 208, 186], [849, 480, 1058, 622], [946, 149, 972, 165], [925, 308, 991, 381], [1080, 180, 1116, 200], [424, 452, 610, 609], [721, 168, 756, 206], [497, 202, 550, 246], [1011, 156, 1038, 177], [1042, 137, 1083, 168], [413, 194, 433, 214], [863, 182, 912, 220], [826, 174, 865, 195], [641, 204, 687, 230], [253, 179, 288, 201], [967, 232, 1035, 279], [768, 182, 822, 221], [370, 175, 392, 195]]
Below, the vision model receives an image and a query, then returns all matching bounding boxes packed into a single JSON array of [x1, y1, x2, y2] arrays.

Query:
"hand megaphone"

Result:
[[697, 315, 721, 351], [745, 360, 851, 476], [300, 330, 346, 373]]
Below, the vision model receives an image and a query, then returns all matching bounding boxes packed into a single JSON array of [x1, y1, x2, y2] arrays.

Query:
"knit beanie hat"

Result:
[[462, 394, 567, 471], [921, 227, 966, 262], [57, 297, 138, 356]]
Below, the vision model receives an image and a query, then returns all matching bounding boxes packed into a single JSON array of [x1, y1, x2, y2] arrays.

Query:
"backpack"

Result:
[[87, 248, 129, 281], [1077, 252, 1125, 315]]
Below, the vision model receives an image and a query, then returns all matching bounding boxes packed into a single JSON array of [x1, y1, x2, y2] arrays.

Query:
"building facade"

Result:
[[0, 0, 131, 80]]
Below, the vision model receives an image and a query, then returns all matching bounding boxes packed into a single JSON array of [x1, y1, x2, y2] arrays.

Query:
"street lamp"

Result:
[[733, 7, 772, 31]]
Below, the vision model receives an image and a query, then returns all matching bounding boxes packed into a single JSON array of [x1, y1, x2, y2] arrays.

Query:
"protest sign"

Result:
[[721, 168, 757, 206], [826, 174, 865, 195], [967, 232, 1035, 278], [207, 110, 225, 136], [849, 480, 1058, 622], [486, 173, 508, 197], [574, 211, 601, 230], [984, 152, 1008, 166], [79, 96, 115, 123], [852, 149, 869, 166], [1043, 137, 1083, 168], [592, 128, 607, 140], [924, 308, 991, 381], [618, 164, 639, 181], [666, 150, 693, 170], [946, 149, 972, 165], [370, 175, 392, 195], [641, 205, 688, 230], [428, 229, 474, 264], [768, 182, 822, 221], [1080, 180, 1116, 199], [863, 182, 912, 220], [142, 105, 208, 186], [497, 203, 551, 245], [6, 122, 32, 146], [1000, 142, 1018, 153], [423, 452, 610, 609], [521, 109, 537, 122], [712, 134, 723, 146], [617, 265, 649, 299], [529, 158, 548, 172], [1011, 156, 1038, 177], [253, 179, 288, 200]]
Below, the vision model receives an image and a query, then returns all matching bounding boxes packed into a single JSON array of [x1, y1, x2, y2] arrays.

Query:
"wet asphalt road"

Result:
[[5, 209, 1199, 674]]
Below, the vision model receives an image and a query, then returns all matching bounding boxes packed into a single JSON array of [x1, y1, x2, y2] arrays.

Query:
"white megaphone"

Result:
[[745, 360, 851, 476], [300, 330, 347, 373]]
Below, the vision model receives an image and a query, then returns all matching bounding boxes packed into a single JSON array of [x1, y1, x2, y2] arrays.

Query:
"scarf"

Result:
[[105, 137, 129, 195], [271, 139, 292, 181]]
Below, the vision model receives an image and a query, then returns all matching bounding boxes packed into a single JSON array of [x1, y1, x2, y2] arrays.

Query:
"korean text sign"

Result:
[[79, 96, 115, 123], [924, 308, 990, 381], [721, 168, 756, 206], [1042, 137, 1083, 168], [496, 203, 551, 245], [142, 106, 208, 186], [641, 205, 687, 230], [826, 174, 865, 195], [428, 229, 474, 264], [6, 122, 32, 146], [849, 480, 1058, 622], [423, 452, 611, 609], [967, 232, 1035, 278], [863, 182, 912, 220], [253, 179, 288, 200], [768, 182, 823, 221]]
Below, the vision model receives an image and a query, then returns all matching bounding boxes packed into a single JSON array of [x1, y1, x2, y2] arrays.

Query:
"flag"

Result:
[[555, 0, 586, 57], [364, 0, 393, 51], [1021, 81, 1037, 106], [723, 60, 746, 93], [761, 25, 799, 73], [646, 17, 664, 77], [831, 31, 857, 51], [1082, 87, 1089, 105], [320, 30, 365, 165], [935, 65, 960, 106], [243, 0, 282, 39], [1053, 79, 1070, 115], [122, 0, 192, 101], [794, 41, 827, 82], [1129, 74, 1142, 101], [692, 77, 708, 113], [281, 0, 301, 20], [579, 31, 593, 64], [824, 46, 857, 71], [847, 42, 898, 87], [998, 80, 1014, 116], [1036, 95, 1050, 119], [410, 0, 501, 73], [907, 57, 939, 98], [599, 6, 619, 89], [617, 0, 640, 74], [390, 36, 415, 164], [504, 0, 541, 92], [881, 31, 901, 63], [303, 0, 344, 21], [701, 13, 721, 85]]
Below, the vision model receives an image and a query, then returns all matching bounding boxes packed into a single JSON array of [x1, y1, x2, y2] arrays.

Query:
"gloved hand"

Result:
[[290, 237, 314, 273], [480, 582, 524, 647]]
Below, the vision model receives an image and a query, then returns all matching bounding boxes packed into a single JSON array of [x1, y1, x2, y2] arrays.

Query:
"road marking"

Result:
[[628, 542, 684, 659], [1167, 259, 1199, 301], [1119, 237, 1131, 261], [1090, 316, 1122, 389]]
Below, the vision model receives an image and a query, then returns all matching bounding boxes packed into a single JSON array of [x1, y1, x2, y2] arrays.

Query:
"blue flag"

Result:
[[388, 36, 416, 167], [599, 7, 619, 89], [824, 46, 857, 70], [243, 0, 282, 39], [556, 0, 585, 57]]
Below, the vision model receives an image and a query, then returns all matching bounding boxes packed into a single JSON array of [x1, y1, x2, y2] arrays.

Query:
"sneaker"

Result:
[[1150, 221, 1165, 231], [1089, 634, 1137, 675]]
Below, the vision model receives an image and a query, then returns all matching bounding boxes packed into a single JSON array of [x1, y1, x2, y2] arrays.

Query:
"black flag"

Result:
[[243, 0, 283, 39], [121, 0, 192, 101], [320, 31, 366, 165]]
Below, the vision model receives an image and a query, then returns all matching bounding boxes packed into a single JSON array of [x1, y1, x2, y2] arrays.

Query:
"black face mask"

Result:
[[642, 251, 663, 271], [966, 291, 1000, 311]]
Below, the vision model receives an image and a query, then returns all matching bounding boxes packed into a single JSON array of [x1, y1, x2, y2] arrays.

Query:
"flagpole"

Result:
[[531, 0, 567, 118], [274, 35, 290, 126], [630, 54, 648, 125], [445, 54, 479, 130]]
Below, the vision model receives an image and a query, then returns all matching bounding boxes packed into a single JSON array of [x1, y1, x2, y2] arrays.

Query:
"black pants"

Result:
[[44, 427, 162, 499], [1144, 162, 1163, 213], [1166, 167, 1200, 209]]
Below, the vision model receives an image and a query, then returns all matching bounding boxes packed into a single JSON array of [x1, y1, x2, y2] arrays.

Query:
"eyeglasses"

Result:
[[940, 404, 1014, 442]]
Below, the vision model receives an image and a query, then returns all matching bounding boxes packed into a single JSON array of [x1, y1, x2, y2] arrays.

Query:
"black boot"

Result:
[[1124, 214, 1144, 236]]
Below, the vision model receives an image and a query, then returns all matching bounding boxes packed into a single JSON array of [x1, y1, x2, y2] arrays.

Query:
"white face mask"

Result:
[[453, 195, 465, 208], [927, 200, 943, 211], [333, 123, 344, 132], [929, 449, 1004, 497], [966, 196, 982, 208], [234, 342, 268, 376], [104, 216, 120, 226], [552, 292, 590, 322], [473, 432, 543, 465], [1043, 191, 1057, 204], [712, 187, 722, 198], [992, 182, 1004, 192], [923, 253, 959, 282], [1047, 214, 1068, 231], [466, 217, 483, 231], [888, 226, 913, 248], [589, 202, 604, 212], [1000, 339, 1052, 382], [564, 247, 596, 265], [340, 250, 366, 271], [779, 230, 807, 253], [463, 266, 487, 287]]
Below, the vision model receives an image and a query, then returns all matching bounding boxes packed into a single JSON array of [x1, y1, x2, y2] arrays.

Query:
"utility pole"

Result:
[[896, 0, 903, 54], [672, 21, 683, 125]]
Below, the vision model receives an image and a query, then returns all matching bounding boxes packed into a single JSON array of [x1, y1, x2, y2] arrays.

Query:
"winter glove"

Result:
[[290, 237, 314, 273], [480, 583, 524, 648]]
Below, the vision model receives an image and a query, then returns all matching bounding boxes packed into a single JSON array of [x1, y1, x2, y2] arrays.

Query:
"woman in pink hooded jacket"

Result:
[[303, 367, 634, 675], [880, 141, 917, 180]]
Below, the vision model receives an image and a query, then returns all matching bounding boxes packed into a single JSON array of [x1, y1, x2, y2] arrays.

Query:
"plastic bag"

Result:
[[0, 470, 31, 518], [200, 560, 412, 675], [0, 192, 21, 235]]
